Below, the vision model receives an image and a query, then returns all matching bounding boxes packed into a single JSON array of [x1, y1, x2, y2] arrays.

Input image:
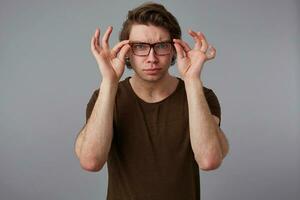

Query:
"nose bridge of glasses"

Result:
[[151, 43, 166, 55], [148, 45, 157, 57]]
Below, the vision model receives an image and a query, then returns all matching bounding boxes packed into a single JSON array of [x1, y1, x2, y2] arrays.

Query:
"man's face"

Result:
[[128, 24, 175, 82]]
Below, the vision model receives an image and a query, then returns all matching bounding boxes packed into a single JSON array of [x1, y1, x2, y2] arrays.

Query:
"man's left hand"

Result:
[[173, 30, 216, 80]]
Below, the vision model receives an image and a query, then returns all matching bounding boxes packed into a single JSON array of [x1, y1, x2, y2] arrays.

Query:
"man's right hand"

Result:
[[90, 26, 131, 83]]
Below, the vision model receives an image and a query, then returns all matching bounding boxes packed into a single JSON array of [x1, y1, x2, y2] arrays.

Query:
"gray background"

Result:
[[1, 0, 299, 199]]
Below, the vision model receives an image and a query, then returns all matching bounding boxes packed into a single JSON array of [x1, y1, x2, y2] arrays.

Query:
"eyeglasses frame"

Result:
[[128, 40, 174, 56]]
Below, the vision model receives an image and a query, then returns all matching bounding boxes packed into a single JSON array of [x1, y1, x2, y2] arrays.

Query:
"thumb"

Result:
[[173, 42, 185, 59], [118, 44, 131, 63]]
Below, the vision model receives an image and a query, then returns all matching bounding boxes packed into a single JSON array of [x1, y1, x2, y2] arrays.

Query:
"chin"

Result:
[[135, 70, 168, 82]]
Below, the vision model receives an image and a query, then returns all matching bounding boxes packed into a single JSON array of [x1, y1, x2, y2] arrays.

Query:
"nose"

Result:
[[146, 47, 158, 63]]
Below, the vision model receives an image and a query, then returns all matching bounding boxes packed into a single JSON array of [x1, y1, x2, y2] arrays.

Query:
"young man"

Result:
[[75, 2, 229, 199]]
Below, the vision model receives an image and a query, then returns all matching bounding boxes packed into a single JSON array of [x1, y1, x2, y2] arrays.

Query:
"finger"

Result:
[[197, 32, 208, 53], [91, 35, 97, 53], [111, 40, 130, 57], [91, 28, 101, 53], [206, 45, 216, 60], [102, 26, 113, 50], [173, 39, 185, 59], [188, 29, 202, 50], [117, 44, 131, 63], [173, 39, 191, 53], [95, 28, 102, 48]]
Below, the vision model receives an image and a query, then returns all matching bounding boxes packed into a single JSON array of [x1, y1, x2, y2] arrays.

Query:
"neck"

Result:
[[129, 73, 179, 102]]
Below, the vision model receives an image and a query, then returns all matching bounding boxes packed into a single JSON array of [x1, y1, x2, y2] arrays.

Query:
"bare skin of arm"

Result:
[[75, 81, 118, 171], [212, 115, 229, 160], [74, 26, 130, 172], [173, 30, 229, 171], [185, 78, 229, 171]]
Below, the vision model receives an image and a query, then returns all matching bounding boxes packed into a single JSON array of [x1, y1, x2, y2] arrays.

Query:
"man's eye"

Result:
[[156, 43, 169, 49], [133, 44, 147, 50]]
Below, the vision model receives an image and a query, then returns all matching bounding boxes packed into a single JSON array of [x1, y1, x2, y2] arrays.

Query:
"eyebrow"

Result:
[[129, 39, 172, 44]]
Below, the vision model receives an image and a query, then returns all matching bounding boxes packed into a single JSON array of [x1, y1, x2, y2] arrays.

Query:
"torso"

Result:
[[128, 75, 179, 103]]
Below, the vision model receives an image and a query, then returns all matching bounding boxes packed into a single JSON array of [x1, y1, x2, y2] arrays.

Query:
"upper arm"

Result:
[[205, 88, 221, 126], [212, 115, 225, 135], [212, 115, 221, 128], [86, 89, 100, 123], [212, 115, 229, 158], [74, 89, 99, 159], [74, 125, 86, 159]]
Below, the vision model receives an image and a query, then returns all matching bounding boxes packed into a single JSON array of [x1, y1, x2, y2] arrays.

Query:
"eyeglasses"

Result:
[[129, 41, 173, 56]]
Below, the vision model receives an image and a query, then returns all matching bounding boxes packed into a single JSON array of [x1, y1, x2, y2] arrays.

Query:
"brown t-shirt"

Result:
[[85, 76, 221, 200]]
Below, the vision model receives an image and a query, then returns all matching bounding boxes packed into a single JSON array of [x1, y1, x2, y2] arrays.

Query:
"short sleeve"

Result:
[[85, 89, 100, 123], [205, 88, 221, 127]]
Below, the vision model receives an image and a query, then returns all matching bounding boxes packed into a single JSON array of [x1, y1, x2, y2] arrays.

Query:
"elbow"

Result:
[[79, 158, 106, 172], [196, 156, 223, 171]]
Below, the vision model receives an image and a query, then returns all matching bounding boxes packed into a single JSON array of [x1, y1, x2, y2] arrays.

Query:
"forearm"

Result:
[[77, 80, 118, 170], [184, 78, 223, 170]]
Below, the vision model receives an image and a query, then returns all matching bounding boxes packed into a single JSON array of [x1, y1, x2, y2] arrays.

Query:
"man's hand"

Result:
[[91, 26, 131, 83], [173, 30, 216, 80]]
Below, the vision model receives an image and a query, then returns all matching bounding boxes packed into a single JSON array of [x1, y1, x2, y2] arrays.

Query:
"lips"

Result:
[[143, 68, 162, 71], [143, 68, 161, 75]]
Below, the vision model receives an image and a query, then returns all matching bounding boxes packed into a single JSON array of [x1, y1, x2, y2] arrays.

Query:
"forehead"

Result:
[[129, 24, 170, 43]]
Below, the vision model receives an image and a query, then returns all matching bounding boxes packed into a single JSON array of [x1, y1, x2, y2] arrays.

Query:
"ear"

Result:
[[170, 48, 177, 66], [125, 57, 131, 67], [124, 50, 132, 68]]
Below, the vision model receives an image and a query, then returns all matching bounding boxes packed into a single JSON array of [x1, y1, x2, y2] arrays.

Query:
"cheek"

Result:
[[129, 53, 174, 67], [164, 53, 174, 64], [130, 55, 142, 64], [129, 55, 145, 69], [163, 56, 172, 64]]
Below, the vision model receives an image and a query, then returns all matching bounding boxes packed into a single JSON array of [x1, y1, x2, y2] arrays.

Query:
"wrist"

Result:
[[100, 79, 119, 91], [183, 76, 203, 85]]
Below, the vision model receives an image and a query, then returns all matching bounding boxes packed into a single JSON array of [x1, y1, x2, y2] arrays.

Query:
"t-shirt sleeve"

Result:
[[85, 89, 100, 123], [205, 88, 222, 127]]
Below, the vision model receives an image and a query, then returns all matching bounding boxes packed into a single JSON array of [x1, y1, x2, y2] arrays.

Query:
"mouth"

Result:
[[143, 68, 162, 71], [143, 68, 162, 75]]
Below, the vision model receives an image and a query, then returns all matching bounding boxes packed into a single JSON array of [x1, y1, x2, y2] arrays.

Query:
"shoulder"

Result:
[[178, 77, 213, 92], [89, 87, 100, 101], [118, 77, 129, 89], [201, 85, 218, 99]]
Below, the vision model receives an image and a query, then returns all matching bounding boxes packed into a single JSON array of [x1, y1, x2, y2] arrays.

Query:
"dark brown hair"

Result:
[[119, 2, 181, 68]]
